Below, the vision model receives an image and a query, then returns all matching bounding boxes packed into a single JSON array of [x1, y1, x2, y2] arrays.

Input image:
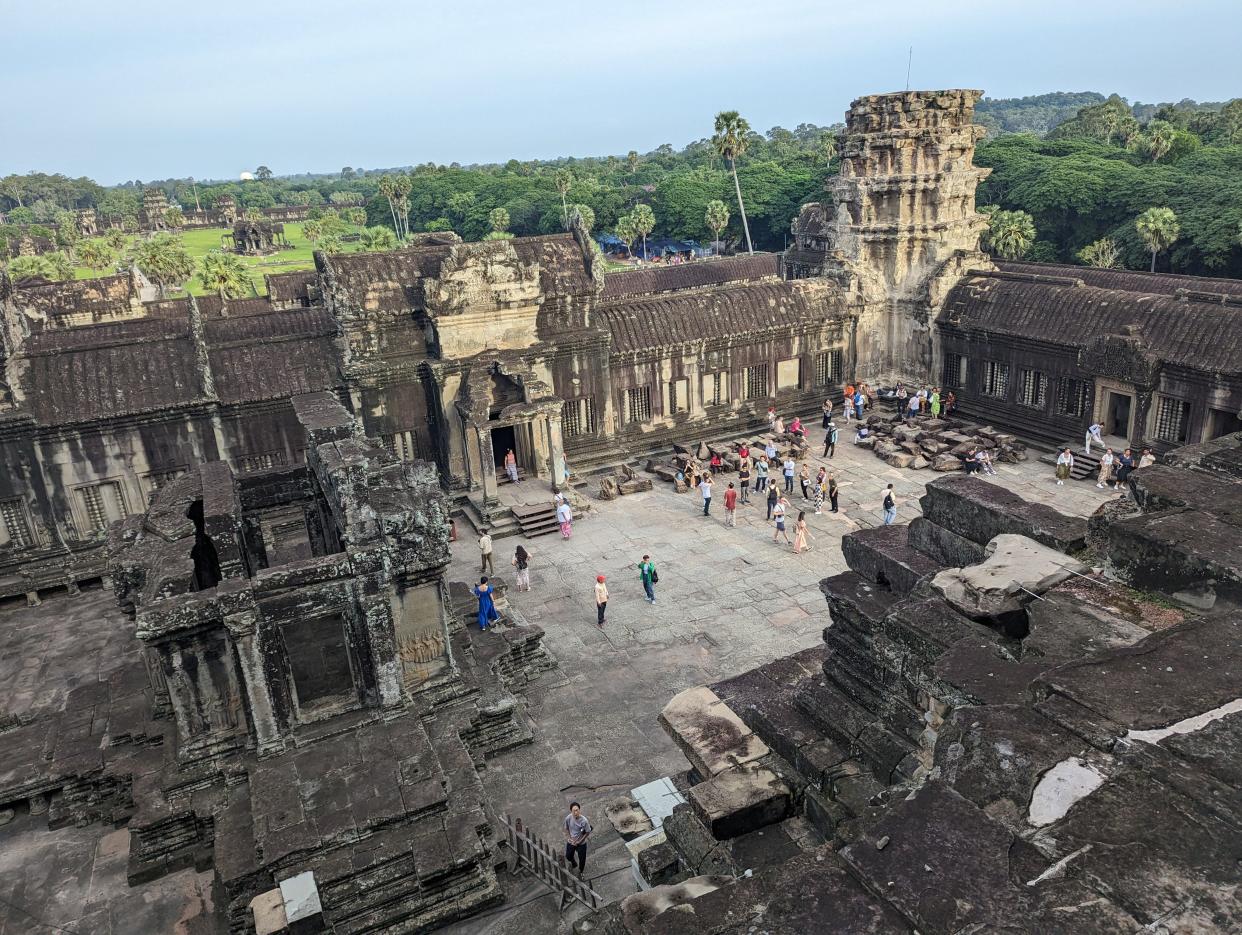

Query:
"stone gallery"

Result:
[[0, 89, 1240, 933]]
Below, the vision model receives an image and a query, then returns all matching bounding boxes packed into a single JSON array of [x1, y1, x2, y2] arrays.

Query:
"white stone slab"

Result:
[[632, 776, 685, 828], [279, 870, 323, 924]]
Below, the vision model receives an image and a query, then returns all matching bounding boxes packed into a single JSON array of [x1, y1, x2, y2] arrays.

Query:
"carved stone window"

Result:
[[76, 481, 127, 533], [942, 352, 967, 389], [625, 386, 652, 424], [1155, 396, 1190, 443], [669, 378, 690, 414], [237, 451, 288, 473], [745, 364, 769, 400], [1056, 378, 1089, 418], [982, 361, 1009, 398], [0, 498, 33, 548], [814, 350, 843, 387], [703, 371, 728, 407], [776, 358, 801, 391], [1016, 370, 1047, 408], [561, 397, 596, 438]]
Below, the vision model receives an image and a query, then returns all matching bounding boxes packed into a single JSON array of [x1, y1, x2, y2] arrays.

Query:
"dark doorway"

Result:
[[1106, 391, 1132, 438], [1207, 407, 1242, 440], [491, 425, 516, 468]]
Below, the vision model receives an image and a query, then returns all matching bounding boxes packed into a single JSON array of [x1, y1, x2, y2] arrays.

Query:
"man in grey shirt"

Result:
[[563, 801, 592, 876]]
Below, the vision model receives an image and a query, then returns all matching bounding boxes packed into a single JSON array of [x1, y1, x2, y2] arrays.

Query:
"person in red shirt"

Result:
[[723, 482, 739, 527], [709, 452, 723, 475], [738, 442, 750, 463]]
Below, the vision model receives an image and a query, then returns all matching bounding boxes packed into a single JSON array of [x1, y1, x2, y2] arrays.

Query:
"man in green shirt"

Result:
[[639, 554, 657, 604]]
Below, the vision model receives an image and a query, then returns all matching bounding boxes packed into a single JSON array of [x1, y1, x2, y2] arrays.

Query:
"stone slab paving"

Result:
[[445, 429, 1116, 932]]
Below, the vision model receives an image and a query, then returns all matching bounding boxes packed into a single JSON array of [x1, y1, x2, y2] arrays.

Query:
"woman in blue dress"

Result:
[[473, 576, 498, 631]]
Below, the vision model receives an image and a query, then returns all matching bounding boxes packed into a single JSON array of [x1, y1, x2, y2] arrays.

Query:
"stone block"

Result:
[[884, 452, 915, 469], [907, 517, 986, 567], [911, 456, 930, 470], [919, 475, 1087, 552], [686, 763, 791, 839], [660, 686, 769, 778], [931, 454, 963, 471], [840, 525, 945, 596], [931, 534, 1087, 620]]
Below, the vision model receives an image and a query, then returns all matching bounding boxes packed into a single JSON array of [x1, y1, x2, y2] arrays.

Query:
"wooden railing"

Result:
[[501, 814, 603, 912]]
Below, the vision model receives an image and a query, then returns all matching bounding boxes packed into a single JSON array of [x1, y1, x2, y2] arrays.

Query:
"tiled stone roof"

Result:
[[997, 261, 1242, 299], [600, 254, 779, 299]]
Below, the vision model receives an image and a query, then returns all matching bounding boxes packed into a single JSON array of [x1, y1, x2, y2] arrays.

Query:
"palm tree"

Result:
[[303, 219, 323, 243], [1143, 121, 1176, 162], [132, 233, 194, 298], [199, 251, 251, 298], [615, 214, 637, 258], [164, 206, 186, 230], [1135, 207, 1180, 272], [377, 175, 400, 237], [554, 169, 573, 230], [705, 199, 729, 256], [5, 255, 53, 281], [104, 228, 128, 251], [712, 111, 754, 254], [45, 252, 74, 282], [77, 239, 116, 274], [626, 151, 639, 175], [630, 204, 655, 260], [391, 174, 413, 240], [983, 209, 1036, 260], [359, 226, 398, 251], [487, 207, 511, 239], [569, 203, 595, 233], [1076, 237, 1120, 269], [821, 133, 838, 165]]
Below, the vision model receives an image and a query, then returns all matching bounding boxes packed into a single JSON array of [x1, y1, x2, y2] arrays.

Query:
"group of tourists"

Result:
[[895, 383, 954, 421], [1058, 438, 1156, 488]]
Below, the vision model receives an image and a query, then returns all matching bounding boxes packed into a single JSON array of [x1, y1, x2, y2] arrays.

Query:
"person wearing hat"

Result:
[[594, 574, 608, 627]]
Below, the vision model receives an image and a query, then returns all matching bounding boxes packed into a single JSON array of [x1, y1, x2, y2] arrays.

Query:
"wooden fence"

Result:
[[501, 814, 603, 912]]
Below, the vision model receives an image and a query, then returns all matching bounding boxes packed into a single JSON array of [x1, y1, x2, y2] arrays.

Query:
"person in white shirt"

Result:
[[699, 474, 713, 516], [594, 575, 608, 627], [1055, 448, 1075, 486], [478, 530, 494, 574], [1085, 422, 1105, 455]]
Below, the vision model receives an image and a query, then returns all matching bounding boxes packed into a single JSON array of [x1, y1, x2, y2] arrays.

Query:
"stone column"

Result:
[[225, 613, 284, 755], [165, 647, 198, 744], [1133, 389, 1154, 448], [359, 590, 404, 710], [547, 412, 567, 492], [474, 423, 499, 511]]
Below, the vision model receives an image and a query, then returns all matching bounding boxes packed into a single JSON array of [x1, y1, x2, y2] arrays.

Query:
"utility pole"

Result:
[[905, 46, 913, 92]]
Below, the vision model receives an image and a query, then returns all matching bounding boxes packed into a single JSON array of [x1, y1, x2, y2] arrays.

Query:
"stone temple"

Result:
[[0, 89, 1240, 933]]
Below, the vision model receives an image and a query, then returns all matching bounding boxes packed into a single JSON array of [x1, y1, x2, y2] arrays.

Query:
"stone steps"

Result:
[[510, 502, 560, 538]]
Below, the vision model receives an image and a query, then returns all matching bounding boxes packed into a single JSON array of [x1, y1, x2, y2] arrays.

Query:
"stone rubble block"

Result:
[[660, 686, 770, 778], [686, 763, 791, 839], [931, 534, 1087, 619], [920, 475, 1087, 552]]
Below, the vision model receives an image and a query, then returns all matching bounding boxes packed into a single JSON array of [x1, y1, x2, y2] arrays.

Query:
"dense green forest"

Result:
[[3, 92, 1241, 279]]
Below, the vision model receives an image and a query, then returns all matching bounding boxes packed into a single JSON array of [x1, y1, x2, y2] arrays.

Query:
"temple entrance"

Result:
[[1207, 407, 1242, 440], [1105, 391, 1133, 438], [491, 424, 516, 468]]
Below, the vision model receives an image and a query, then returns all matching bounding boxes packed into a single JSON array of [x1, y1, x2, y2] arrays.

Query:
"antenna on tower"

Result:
[[905, 46, 913, 91]]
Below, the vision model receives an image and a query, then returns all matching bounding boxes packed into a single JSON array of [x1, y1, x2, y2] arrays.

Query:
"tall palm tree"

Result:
[[569, 203, 595, 233], [132, 233, 194, 298], [615, 214, 637, 258], [199, 251, 251, 298], [1135, 207, 1180, 272], [77, 239, 116, 274], [705, 199, 729, 256], [630, 204, 655, 260], [486, 207, 511, 240], [626, 151, 639, 175], [712, 111, 754, 254], [554, 169, 573, 230], [983, 209, 1036, 260], [377, 175, 400, 236], [1143, 121, 1176, 162], [359, 226, 398, 251]]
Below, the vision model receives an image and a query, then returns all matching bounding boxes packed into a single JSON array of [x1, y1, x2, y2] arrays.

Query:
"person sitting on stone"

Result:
[[975, 448, 997, 476], [854, 425, 870, 443], [1137, 448, 1156, 469], [709, 451, 723, 475], [788, 416, 804, 438], [774, 415, 785, 435], [963, 446, 981, 474]]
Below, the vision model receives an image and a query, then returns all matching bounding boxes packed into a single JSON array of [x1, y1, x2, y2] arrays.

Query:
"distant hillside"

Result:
[[975, 92, 1106, 137]]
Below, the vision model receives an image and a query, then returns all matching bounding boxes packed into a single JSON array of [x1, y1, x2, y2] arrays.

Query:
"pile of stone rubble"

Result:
[[853, 414, 1028, 471]]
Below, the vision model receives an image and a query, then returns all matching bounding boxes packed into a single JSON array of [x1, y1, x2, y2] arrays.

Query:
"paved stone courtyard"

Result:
[[442, 430, 1115, 932]]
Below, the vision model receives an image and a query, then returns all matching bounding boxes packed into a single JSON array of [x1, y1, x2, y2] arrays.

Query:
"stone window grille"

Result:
[[1017, 370, 1047, 408], [814, 352, 835, 387], [562, 398, 596, 438], [705, 372, 727, 407], [745, 364, 768, 400], [982, 361, 1009, 398], [1155, 396, 1190, 443], [625, 386, 652, 424], [0, 498, 33, 548], [380, 432, 417, 461], [669, 378, 690, 414], [77, 482, 126, 532], [942, 353, 966, 388], [238, 451, 288, 473], [1056, 378, 1089, 417]]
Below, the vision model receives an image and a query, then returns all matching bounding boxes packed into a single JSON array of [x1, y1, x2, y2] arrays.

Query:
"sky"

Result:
[[3, 0, 1240, 184]]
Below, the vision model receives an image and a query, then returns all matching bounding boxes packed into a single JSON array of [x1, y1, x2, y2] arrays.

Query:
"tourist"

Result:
[[772, 496, 791, 544], [853, 387, 866, 421], [709, 451, 723, 475], [738, 441, 750, 463], [882, 484, 898, 525], [944, 390, 957, 416], [724, 482, 738, 527], [511, 545, 531, 592], [1115, 448, 1135, 487], [798, 463, 811, 500], [782, 456, 796, 493], [963, 446, 980, 475], [854, 425, 870, 444], [896, 382, 908, 404], [774, 415, 785, 436], [478, 528, 495, 574], [828, 473, 840, 513], [789, 416, 804, 438], [1097, 447, 1115, 489], [699, 473, 713, 516], [821, 398, 833, 428], [766, 482, 779, 521], [792, 511, 815, 555], [767, 405, 777, 431], [594, 574, 608, 627], [556, 497, 574, 539], [813, 472, 825, 515], [1085, 421, 1105, 456], [1138, 448, 1156, 469], [906, 393, 920, 422], [1055, 448, 1074, 486], [563, 802, 593, 877], [755, 456, 769, 493], [504, 448, 519, 484], [738, 458, 752, 503], [843, 382, 855, 422], [930, 388, 942, 418], [473, 576, 498, 632], [638, 554, 657, 603], [823, 421, 839, 458], [764, 440, 777, 462]]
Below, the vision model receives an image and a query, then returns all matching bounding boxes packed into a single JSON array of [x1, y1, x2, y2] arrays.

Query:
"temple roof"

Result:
[[997, 261, 1242, 299], [600, 254, 779, 299], [205, 307, 341, 404], [943, 269, 1242, 375], [598, 279, 845, 353]]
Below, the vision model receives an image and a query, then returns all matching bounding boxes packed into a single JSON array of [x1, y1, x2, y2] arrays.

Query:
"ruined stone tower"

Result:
[[789, 89, 992, 383]]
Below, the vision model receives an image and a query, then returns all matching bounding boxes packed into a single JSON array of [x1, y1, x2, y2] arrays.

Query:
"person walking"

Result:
[[755, 456, 769, 493], [930, 388, 941, 418], [843, 383, 855, 423], [1055, 448, 1074, 486], [798, 463, 811, 500], [594, 575, 608, 627], [792, 511, 814, 555], [638, 555, 657, 603], [882, 484, 898, 525], [556, 497, 574, 539], [737, 459, 751, 504], [699, 473, 713, 516], [812, 473, 825, 515], [473, 577, 498, 632], [828, 474, 840, 513], [823, 421, 838, 459], [1085, 422, 1105, 456], [944, 390, 956, 416], [563, 802, 593, 877], [821, 398, 833, 428], [504, 448, 519, 484], [766, 405, 777, 431], [766, 482, 779, 521], [724, 482, 738, 527], [511, 545, 531, 592], [478, 529, 495, 574], [1097, 448, 1115, 489], [772, 496, 791, 544], [782, 456, 796, 494]]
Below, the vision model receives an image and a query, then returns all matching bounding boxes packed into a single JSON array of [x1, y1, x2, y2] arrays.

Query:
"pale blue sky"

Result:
[[4, 0, 1240, 184]]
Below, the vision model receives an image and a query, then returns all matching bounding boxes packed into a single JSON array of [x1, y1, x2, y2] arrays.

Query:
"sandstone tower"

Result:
[[789, 89, 992, 383]]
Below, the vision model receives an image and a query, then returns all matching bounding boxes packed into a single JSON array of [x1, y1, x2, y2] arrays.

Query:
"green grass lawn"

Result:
[[73, 222, 363, 296]]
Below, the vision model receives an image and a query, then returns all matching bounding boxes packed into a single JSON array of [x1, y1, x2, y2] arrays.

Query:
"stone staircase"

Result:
[[511, 501, 560, 538]]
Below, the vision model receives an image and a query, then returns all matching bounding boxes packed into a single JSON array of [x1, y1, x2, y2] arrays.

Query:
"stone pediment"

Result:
[[1079, 328, 1161, 389], [422, 241, 542, 318]]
